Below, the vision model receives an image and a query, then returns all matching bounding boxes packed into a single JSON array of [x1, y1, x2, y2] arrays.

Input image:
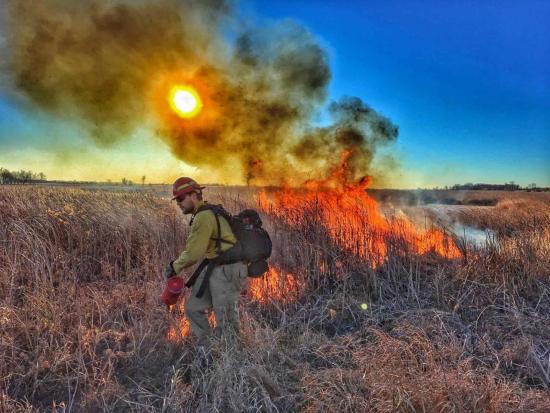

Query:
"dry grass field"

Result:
[[1, 185, 549, 412]]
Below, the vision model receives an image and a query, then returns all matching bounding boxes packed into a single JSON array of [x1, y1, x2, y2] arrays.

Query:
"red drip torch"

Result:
[[161, 276, 184, 307]]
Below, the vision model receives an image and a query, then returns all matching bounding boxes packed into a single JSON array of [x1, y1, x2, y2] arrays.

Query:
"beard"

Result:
[[179, 204, 194, 214]]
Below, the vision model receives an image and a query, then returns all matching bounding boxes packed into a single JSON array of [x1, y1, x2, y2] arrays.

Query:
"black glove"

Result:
[[164, 261, 176, 279]]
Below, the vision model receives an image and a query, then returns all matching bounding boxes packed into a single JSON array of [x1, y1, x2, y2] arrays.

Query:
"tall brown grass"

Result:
[[1, 185, 549, 412]]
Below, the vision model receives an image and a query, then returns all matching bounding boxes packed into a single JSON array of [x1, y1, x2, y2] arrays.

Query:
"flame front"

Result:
[[258, 152, 461, 267]]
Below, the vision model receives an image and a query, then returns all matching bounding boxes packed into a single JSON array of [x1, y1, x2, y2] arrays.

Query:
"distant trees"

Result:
[[451, 182, 521, 191], [0, 168, 14, 184], [0, 168, 47, 184]]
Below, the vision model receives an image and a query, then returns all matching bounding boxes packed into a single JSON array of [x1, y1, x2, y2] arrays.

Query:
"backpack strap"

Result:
[[189, 204, 212, 226], [212, 210, 223, 256], [191, 204, 235, 256]]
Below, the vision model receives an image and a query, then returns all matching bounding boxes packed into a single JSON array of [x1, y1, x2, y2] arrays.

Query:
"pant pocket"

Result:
[[221, 265, 233, 283], [238, 263, 248, 290]]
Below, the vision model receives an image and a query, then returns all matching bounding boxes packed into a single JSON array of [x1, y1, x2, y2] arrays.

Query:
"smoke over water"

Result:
[[3, 0, 398, 185]]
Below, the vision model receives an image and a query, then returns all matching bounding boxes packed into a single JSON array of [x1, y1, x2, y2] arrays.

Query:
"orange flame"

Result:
[[167, 266, 301, 341], [248, 266, 300, 304], [166, 298, 216, 343], [258, 152, 460, 267]]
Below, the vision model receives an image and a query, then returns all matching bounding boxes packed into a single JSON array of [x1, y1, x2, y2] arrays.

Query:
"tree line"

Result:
[[0, 168, 47, 184], [448, 182, 548, 191]]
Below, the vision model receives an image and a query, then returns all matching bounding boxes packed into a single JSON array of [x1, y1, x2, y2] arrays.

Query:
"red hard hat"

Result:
[[172, 177, 205, 200]]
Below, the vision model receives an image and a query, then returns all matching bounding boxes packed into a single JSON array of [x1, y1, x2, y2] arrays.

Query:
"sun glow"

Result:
[[168, 85, 202, 118]]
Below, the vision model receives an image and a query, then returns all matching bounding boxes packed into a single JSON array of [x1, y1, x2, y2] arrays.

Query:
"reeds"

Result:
[[1, 185, 549, 412]]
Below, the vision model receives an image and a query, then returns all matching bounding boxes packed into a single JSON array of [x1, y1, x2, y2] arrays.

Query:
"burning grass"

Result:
[[1, 185, 549, 412], [258, 180, 461, 267]]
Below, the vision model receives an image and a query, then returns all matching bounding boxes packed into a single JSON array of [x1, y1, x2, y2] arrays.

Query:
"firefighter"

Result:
[[164, 177, 248, 344]]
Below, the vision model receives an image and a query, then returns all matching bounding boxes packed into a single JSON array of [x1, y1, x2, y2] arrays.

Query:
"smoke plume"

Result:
[[3, 0, 398, 185]]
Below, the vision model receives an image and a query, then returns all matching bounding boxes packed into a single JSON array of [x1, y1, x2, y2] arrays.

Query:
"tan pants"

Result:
[[184, 261, 248, 340]]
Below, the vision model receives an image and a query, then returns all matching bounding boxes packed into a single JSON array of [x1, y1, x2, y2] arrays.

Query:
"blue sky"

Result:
[[1, 0, 548, 187], [250, 0, 550, 187]]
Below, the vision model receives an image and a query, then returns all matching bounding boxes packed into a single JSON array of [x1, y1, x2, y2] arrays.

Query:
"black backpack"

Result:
[[195, 204, 272, 277]]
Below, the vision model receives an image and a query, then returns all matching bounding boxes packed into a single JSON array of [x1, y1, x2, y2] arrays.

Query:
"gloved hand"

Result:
[[164, 261, 176, 279]]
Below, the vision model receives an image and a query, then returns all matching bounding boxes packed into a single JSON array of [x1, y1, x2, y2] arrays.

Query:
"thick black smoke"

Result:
[[3, 0, 398, 185]]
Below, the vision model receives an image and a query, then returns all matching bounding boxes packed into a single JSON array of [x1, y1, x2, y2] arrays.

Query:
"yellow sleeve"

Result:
[[172, 212, 214, 273]]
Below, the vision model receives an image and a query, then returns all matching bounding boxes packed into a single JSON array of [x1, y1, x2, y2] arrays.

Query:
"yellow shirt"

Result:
[[172, 201, 236, 273]]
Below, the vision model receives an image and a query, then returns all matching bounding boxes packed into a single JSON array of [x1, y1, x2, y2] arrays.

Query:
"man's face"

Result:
[[176, 192, 196, 214]]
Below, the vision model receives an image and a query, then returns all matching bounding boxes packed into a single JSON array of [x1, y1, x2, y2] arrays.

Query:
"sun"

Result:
[[168, 85, 202, 118]]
